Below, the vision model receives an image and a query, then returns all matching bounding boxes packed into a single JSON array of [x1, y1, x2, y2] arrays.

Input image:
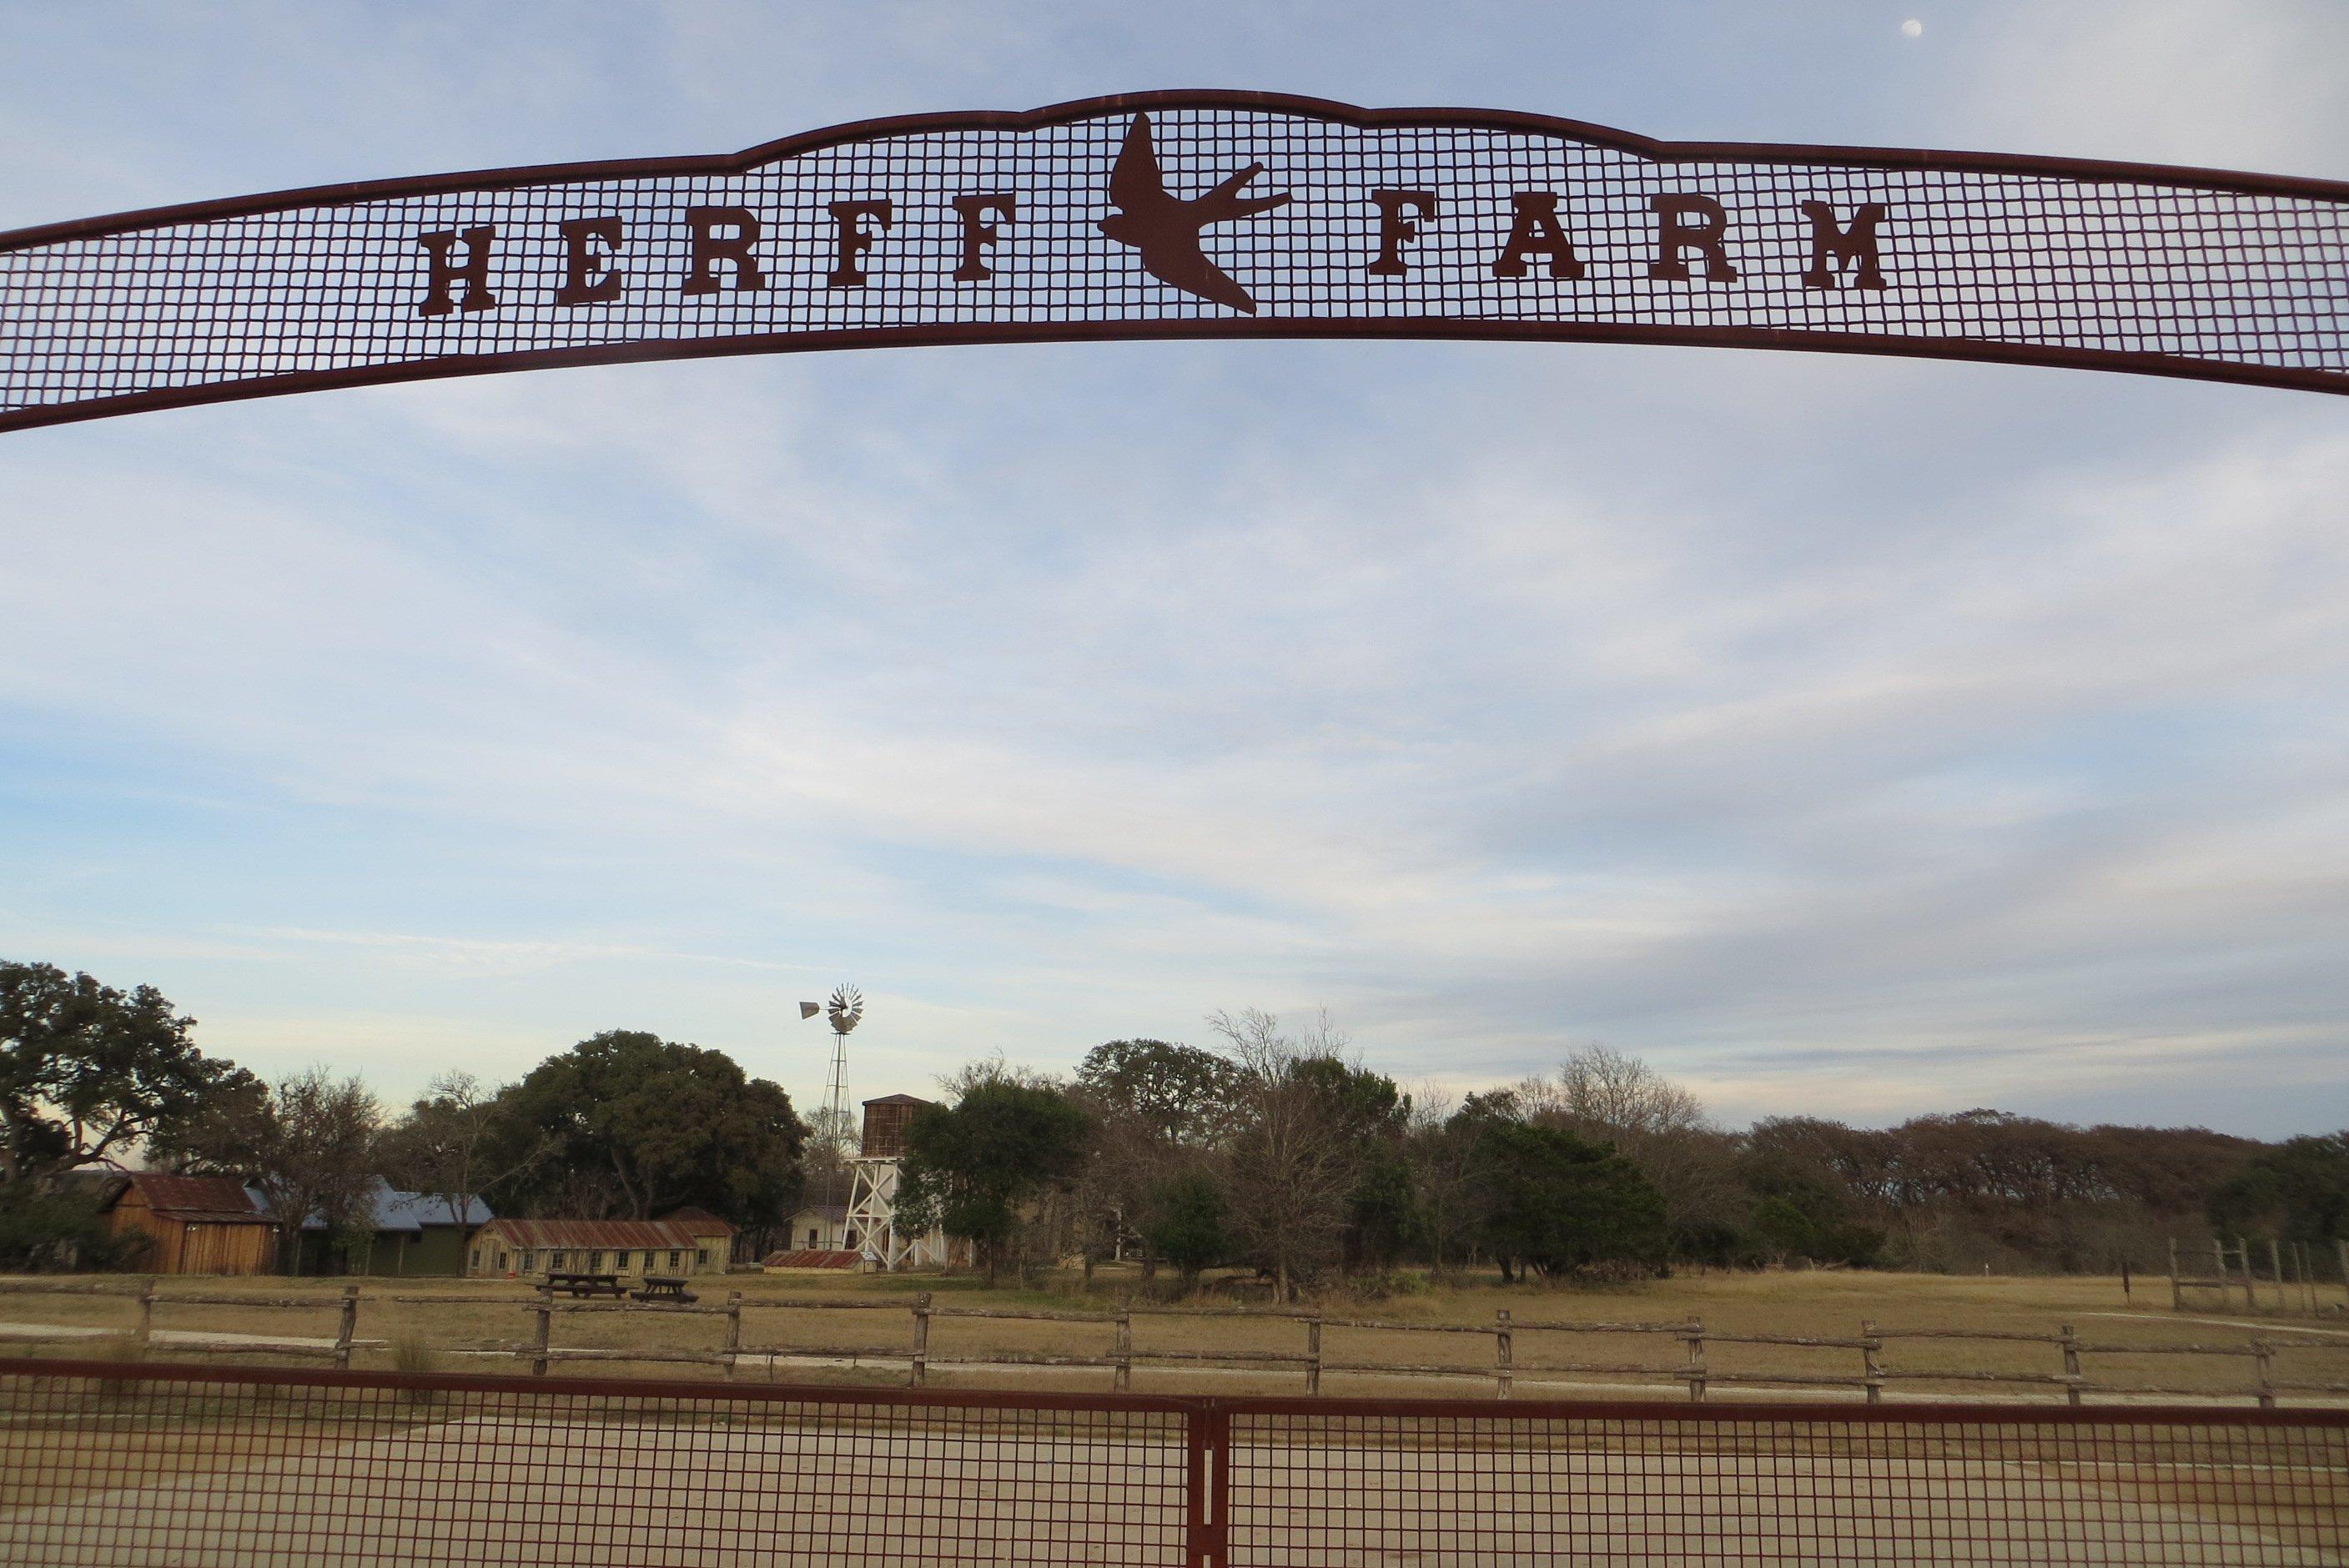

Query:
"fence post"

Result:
[[2252, 1339, 2276, 1410], [2238, 1237, 2256, 1309], [1185, 1405, 1230, 1568], [2340, 1240, 2349, 1310], [334, 1284, 360, 1370], [1684, 1317, 1706, 1404], [1859, 1318, 1883, 1405], [2169, 1238, 2181, 1310], [911, 1291, 931, 1388], [134, 1278, 156, 1356], [1114, 1308, 1132, 1393], [1305, 1308, 1321, 1397], [2268, 1238, 2285, 1312], [2059, 1322, 2082, 1407], [723, 1290, 742, 1379], [531, 1283, 552, 1376], [1494, 1309, 1513, 1400]]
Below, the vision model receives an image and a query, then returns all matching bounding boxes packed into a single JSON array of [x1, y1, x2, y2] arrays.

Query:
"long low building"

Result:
[[465, 1214, 735, 1279]]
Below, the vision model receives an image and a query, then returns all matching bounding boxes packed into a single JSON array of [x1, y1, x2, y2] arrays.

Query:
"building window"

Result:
[[470, 1248, 481, 1270], [589, 1251, 603, 1271], [496, 1251, 509, 1271], [669, 1249, 682, 1269], [806, 1229, 817, 1249], [697, 1249, 711, 1269]]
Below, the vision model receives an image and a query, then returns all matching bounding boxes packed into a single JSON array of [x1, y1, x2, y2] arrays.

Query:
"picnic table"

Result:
[[631, 1274, 698, 1305], [545, 1271, 626, 1299]]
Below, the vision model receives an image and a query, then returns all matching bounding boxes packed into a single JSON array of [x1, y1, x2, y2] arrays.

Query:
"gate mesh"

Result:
[[0, 1364, 1191, 1566], [1226, 1405, 2349, 1565], [3, 93, 2345, 430], [3, 1359, 2344, 1566]]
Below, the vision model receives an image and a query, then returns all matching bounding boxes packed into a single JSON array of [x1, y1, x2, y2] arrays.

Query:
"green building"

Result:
[[295, 1179, 492, 1276]]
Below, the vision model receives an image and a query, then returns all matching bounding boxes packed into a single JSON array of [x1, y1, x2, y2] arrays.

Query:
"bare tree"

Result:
[[1525, 1046, 1739, 1247], [1210, 1008, 1358, 1302], [377, 1071, 547, 1228], [195, 1068, 384, 1272], [1403, 1089, 1486, 1281], [937, 1052, 1062, 1098]]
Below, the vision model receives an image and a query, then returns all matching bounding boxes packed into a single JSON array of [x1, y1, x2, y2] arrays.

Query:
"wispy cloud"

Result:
[[1, 2, 2344, 1133]]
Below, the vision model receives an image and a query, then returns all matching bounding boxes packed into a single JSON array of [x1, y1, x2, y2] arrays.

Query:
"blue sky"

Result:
[[3, 2, 2346, 1134]]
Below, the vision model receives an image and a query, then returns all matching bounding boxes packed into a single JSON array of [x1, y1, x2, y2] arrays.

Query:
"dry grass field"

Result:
[[4, 1265, 2345, 1405]]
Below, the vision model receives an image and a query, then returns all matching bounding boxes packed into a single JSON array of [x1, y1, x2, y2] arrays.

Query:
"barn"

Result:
[[103, 1173, 279, 1275]]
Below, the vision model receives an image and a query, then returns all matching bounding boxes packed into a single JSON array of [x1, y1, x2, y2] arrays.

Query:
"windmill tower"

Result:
[[801, 984, 862, 1155], [799, 984, 947, 1270], [846, 1093, 948, 1271]]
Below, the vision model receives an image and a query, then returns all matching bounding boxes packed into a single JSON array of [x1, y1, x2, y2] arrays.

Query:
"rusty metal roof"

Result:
[[762, 1249, 862, 1270], [123, 1173, 272, 1224], [475, 1219, 701, 1250], [656, 1207, 737, 1235]]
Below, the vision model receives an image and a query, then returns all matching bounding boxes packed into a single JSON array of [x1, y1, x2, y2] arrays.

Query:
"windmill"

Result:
[[801, 984, 862, 1161]]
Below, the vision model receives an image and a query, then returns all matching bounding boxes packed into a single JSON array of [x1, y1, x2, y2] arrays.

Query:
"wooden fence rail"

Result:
[[3, 1274, 2343, 1406]]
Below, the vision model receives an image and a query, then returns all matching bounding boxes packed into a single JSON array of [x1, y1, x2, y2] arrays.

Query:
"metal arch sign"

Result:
[[2, 89, 2346, 432]]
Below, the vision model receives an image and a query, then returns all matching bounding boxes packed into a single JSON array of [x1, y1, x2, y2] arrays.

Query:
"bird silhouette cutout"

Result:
[[1099, 113, 1290, 314]]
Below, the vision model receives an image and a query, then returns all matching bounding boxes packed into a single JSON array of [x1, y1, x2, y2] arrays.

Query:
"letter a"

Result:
[[1491, 193, 1584, 279]]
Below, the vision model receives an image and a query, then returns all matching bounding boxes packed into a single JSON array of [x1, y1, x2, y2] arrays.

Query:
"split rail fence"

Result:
[[3, 1356, 2346, 1566], [4, 1276, 2347, 1408], [2171, 1235, 2349, 1315]]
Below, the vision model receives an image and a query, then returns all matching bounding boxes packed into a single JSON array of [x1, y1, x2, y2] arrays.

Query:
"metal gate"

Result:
[[3, 1356, 2342, 1565]]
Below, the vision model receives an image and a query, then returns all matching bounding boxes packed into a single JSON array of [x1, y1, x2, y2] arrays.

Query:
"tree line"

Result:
[[891, 1009, 2349, 1294], [2, 960, 802, 1271], [5, 958, 2343, 1285]]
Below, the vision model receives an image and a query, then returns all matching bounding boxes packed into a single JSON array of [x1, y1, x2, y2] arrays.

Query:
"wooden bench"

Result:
[[546, 1271, 626, 1299], [631, 1274, 698, 1305]]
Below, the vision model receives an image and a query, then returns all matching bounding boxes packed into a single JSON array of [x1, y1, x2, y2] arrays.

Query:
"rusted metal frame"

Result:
[[4, 318, 2341, 442], [9, 88, 2346, 258], [1201, 1388, 2349, 1429], [0, 1354, 1203, 1414], [1181, 1401, 1232, 1568]]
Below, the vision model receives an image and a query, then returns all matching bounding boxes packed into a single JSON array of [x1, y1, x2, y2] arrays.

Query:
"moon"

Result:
[[1901, 18, 1924, 37]]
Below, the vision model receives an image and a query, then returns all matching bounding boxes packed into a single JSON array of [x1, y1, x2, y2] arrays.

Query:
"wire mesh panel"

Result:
[[2, 90, 2345, 431], [0, 1360, 1192, 1566], [5, 1360, 2345, 1565], [1222, 1398, 2349, 1566]]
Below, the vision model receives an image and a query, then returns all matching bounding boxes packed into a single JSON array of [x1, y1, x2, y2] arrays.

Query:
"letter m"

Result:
[[1799, 200, 1887, 290]]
